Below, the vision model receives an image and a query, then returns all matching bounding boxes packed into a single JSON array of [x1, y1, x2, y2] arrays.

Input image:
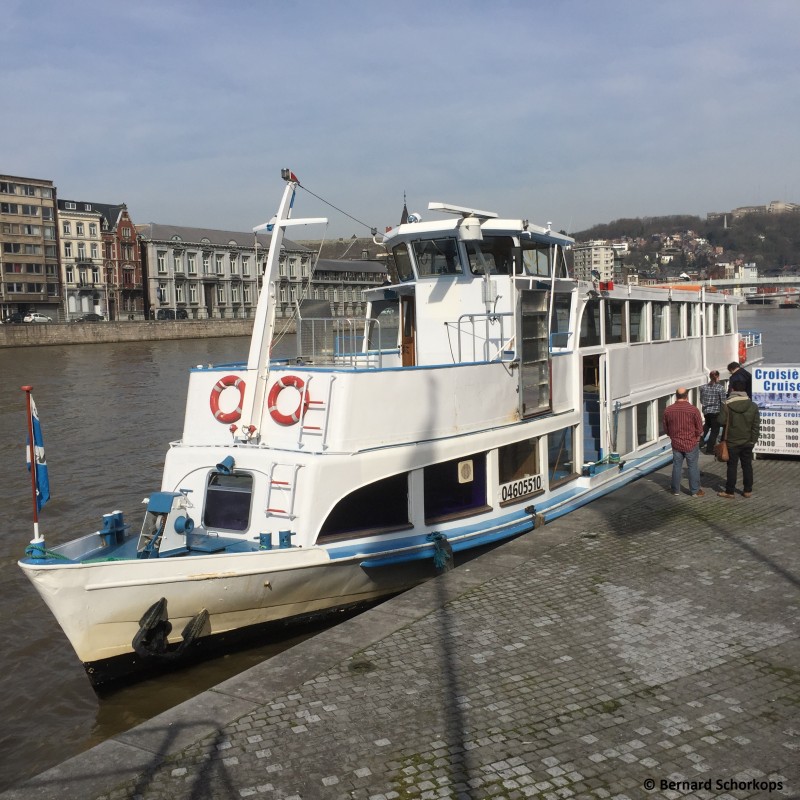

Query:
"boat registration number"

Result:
[[500, 475, 542, 503]]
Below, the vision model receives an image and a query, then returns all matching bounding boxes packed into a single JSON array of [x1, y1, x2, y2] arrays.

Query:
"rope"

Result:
[[24, 544, 70, 561], [427, 532, 453, 572], [296, 183, 377, 236]]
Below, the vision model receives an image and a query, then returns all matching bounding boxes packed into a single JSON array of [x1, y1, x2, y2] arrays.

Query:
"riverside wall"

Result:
[[0, 319, 297, 348]]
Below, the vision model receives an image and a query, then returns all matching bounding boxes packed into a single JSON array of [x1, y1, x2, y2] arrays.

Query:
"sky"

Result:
[[2, 0, 799, 239]]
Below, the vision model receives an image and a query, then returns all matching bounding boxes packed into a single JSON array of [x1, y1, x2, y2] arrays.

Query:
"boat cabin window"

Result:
[[392, 244, 415, 282], [687, 304, 698, 337], [550, 292, 573, 349], [465, 236, 513, 275], [412, 237, 462, 276], [499, 438, 543, 505], [547, 427, 577, 487], [424, 453, 489, 524], [318, 473, 409, 539], [657, 395, 670, 436], [670, 303, 682, 339], [651, 302, 667, 341], [366, 299, 399, 350], [636, 401, 652, 445], [203, 472, 253, 531], [579, 297, 601, 347], [605, 299, 626, 344], [629, 300, 645, 342]]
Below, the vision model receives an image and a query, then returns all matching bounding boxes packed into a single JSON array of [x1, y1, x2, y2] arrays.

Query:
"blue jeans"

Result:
[[672, 444, 701, 494]]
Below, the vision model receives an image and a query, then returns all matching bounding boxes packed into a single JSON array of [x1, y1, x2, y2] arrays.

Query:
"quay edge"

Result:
[[2, 454, 798, 799]]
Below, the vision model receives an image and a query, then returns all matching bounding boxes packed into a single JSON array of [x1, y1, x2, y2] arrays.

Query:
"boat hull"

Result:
[[18, 546, 446, 688]]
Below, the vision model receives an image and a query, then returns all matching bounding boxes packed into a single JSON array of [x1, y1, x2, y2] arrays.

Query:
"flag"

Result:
[[26, 397, 50, 512]]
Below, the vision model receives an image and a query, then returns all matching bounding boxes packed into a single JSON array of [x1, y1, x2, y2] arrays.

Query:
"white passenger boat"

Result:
[[19, 170, 762, 687]]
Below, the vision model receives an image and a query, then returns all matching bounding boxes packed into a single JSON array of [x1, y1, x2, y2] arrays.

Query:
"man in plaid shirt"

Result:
[[699, 370, 727, 454], [663, 387, 705, 496]]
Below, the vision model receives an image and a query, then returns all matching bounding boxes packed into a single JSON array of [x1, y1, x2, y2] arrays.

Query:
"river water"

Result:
[[0, 308, 796, 791]]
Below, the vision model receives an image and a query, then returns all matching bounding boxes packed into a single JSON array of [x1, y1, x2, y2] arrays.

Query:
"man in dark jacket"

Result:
[[727, 361, 752, 398], [717, 390, 760, 498]]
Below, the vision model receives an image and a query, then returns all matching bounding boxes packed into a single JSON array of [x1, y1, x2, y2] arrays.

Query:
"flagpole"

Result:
[[21, 385, 43, 543]]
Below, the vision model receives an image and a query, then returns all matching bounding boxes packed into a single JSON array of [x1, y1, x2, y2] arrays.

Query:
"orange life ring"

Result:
[[738, 339, 747, 364], [267, 375, 309, 426], [210, 375, 245, 423]]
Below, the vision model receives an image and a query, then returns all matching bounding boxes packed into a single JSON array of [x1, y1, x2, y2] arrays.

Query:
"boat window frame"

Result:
[[391, 243, 415, 283], [547, 426, 579, 489], [604, 298, 627, 345], [629, 299, 645, 343], [424, 452, 490, 525], [465, 235, 514, 275], [202, 470, 254, 532], [410, 236, 463, 277]]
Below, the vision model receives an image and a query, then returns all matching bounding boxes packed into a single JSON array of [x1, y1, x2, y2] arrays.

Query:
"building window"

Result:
[[77, 243, 86, 259], [76, 222, 85, 236], [62, 221, 71, 235], [203, 253, 210, 274], [176, 283, 185, 303], [215, 254, 224, 274], [189, 283, 198, 303], [243, 284, 251, 304], [157, 251, 167, 273], [90, 243, 98, 258], [92, 267, 100, 282], [89, 223, 98, 237], [216, 284, 225, 304], [231, 284, 239, 303], [64, 242, 72, 258], [188, 253, 197, 274], [158, 282, 168, 303], [241, 256, 250, 275], [174, 252, 183, 272], [230, 253, 238, 274]]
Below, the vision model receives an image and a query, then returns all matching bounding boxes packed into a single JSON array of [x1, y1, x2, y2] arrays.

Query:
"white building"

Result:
[[572, 240, 615, 282], [57, 199, 107, 319]]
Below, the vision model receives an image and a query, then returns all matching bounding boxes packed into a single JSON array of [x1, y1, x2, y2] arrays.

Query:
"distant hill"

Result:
[[574, 211, 800, 274]]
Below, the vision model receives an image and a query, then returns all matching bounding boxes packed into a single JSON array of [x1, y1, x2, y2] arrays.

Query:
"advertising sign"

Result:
[[752, 365, 800, 456]]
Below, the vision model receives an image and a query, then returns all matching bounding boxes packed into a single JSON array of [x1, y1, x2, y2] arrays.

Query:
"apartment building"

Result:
[[0, 174, 60, 320], [136, 224, 314, 320], [58, 199, 106, 319], [571, 239, 615, 282]]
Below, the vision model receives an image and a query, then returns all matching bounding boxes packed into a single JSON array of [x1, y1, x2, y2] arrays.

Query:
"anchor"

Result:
[[132, 597, 209, 661]]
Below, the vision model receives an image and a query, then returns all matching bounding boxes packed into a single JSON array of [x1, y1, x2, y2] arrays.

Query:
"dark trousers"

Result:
[[725, 443, 754, 494], [703, 412, 721, 451]]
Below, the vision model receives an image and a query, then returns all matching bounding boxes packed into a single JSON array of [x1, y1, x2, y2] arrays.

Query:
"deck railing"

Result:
[[296, 317, 397, 368], [455, 312, 515, 363]]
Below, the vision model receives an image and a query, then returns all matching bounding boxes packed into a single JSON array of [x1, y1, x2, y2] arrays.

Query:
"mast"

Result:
[[241, 169, 326, 436]]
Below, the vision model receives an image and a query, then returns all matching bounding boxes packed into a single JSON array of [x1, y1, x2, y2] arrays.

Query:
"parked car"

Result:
[[71, 313, 104, 323], [155, 308, 188, 320], [23, 312, 52, 323], [3, 312, 24, 324]]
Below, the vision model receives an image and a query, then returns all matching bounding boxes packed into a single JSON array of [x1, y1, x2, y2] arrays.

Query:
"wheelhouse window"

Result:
[[605, 299, 626, 344], [547, 427, 577, 486], [499, 438, 542, 505], [687, 303, 698, 337], [318, 473, 409, 539], [466, 236, 513, 274], [203, 472, 253, 531], [412, 237, 462, 276], [392, 244, 415, 282], [424, 453, 488, 523]]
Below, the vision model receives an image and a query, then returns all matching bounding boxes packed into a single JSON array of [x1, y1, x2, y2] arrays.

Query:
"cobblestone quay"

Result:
[[4, 457, 798, 800]]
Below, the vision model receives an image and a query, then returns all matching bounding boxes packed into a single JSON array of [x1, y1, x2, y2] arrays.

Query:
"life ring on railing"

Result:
[[267, 375, 310, 426], [210, 375, 245, 423], [738, 339, 747, 365]]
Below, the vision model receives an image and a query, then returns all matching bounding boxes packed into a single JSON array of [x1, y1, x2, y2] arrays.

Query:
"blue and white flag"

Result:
[[26, 397, 50, 512]]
